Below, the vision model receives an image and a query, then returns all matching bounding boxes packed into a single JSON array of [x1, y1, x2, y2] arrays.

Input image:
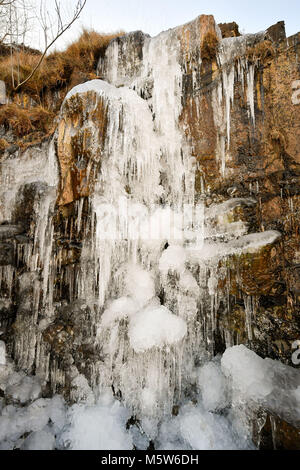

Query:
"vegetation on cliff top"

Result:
[[0, 29, 123, 149]]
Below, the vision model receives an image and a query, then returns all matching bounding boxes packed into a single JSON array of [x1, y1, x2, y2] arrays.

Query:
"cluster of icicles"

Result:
[[0, 21, 281, 429]]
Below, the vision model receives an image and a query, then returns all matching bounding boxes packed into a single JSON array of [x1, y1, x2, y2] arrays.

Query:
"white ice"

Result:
[[128, 305, 187, 353]]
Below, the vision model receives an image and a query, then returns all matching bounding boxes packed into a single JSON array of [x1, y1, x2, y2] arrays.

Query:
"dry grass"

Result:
[[0, 29, 123, 145], [0, 138, 9, 152], [64, 29, 123, 72], [0, 103, 54, 142], [0, 29, 124, 100], [0, 52, 41, 96]]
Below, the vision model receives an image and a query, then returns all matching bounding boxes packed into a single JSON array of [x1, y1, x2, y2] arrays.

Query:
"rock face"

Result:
[[218, 22, 241, 38], [0, 14, 299, 448]]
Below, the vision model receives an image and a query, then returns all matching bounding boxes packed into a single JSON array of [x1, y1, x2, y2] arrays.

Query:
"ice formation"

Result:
[[2, 340, 299, 449], [0, 15, 298, 450], [0, 341, 5, 366], [222, 346, 300, 426], [198, 361, 229, 412], [59, 391, 133, 450], [212, 32, 266, 176], [128, 305, 187, 353]]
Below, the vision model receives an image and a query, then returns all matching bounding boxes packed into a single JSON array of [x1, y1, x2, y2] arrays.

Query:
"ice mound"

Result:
[[0, 395, 66, 446], [178, 405, 240, 450], [59, 391, 132, 450], [100, 264, 156, 328], [128, 305, 187, 353], [157, 403, 251, 450], [221, 345, 300, 427], [221, 345, 274, 401], [125, 264, 155, 307], [229, 231, 281, 253], [159, 245, 186, 273]]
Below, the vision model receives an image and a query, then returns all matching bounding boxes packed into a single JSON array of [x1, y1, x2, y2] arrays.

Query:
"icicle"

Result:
[[222, 65, 235, 148], [246, 64, 256, 126], [243, 295, 257, 341]]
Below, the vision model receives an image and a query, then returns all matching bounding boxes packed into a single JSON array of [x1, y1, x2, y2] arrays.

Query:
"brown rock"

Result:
[[258, 414, 300, 450], [218, 22, 241, 39], [267, 21, 286, 43], [56, 91, 107, 206]]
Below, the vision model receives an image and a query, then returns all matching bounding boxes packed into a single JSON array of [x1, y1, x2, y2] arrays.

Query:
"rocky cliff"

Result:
[[0, 15, 299, 449]]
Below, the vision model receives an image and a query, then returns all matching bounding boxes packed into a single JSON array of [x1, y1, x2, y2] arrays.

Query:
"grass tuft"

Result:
[[0, 29, 124, 146], [0, 29, 124, 100]]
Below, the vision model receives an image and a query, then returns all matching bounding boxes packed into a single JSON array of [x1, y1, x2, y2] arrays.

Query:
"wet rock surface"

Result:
[[256, 413, 300, 450]]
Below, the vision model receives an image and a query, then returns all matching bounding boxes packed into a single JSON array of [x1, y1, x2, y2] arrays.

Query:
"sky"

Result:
[[37, 0, 300, 50]]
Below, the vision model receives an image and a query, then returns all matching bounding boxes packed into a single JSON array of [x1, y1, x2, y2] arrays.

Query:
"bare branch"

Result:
[[1, 0, 87, 92]]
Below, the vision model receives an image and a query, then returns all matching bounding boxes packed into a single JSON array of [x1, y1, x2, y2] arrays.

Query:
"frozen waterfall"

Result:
[[0, 15, 298, 451]]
